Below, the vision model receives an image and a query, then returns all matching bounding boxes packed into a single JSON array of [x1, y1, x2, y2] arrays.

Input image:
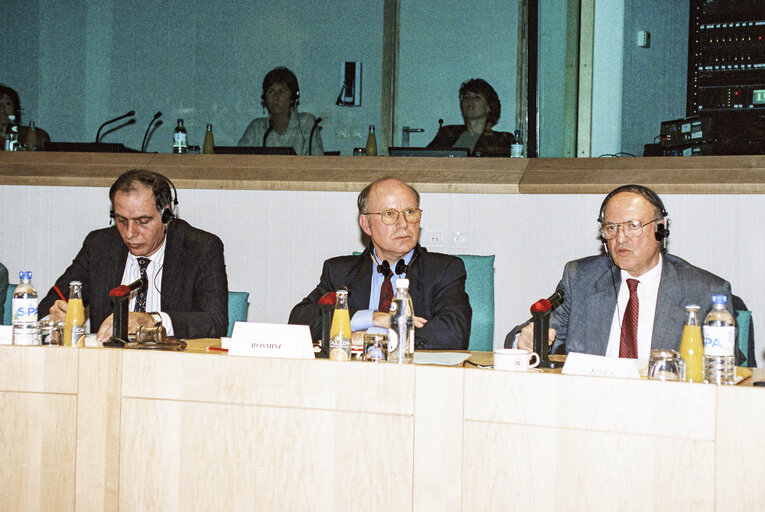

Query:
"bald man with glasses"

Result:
[[289, 177, 471, 350]]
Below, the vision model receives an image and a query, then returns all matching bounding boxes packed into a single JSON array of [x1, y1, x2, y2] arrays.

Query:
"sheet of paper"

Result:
[[228, 322, 314, 359], [0, 325, 12, 345], [413, 352, 471, 366], [562, 351, 641, 379]]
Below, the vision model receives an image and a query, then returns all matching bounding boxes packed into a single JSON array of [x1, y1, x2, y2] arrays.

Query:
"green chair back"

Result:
[[3, 284, 15, 326], [455, 254, 495, 351], [735, 309, 755, 367], [227, 291, 250, 337]]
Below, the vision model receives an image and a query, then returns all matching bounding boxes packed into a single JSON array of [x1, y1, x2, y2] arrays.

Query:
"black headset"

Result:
[[261, 67, 300, 107], [109, 170, 178, 225], [598, 184, 669, 242]]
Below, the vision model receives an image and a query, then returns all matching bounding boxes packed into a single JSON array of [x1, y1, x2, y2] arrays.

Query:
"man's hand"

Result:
[[49, 300, 68, 321], [96, 312, 158, 343], [373, 311, 428, 329], [517, 323, 556, 351]]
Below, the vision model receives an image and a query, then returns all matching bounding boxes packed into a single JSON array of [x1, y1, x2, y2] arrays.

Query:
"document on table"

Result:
[[413, 352, 471, 366]]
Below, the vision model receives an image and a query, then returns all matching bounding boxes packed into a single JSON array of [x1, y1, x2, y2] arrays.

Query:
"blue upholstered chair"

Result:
[[227, 291, 250, 337], [3, 283, 14, 326], [456, 255, 495, 351]]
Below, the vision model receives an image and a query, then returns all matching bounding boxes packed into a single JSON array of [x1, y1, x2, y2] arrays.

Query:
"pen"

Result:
[[206, 346, 228, 353], [54, 285, 67, 302]]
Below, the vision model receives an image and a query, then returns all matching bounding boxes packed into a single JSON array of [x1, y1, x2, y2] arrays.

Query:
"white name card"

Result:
[[562, 352, 640, 379], [0, 325, 12, 345], [227, 322, 314, 359]]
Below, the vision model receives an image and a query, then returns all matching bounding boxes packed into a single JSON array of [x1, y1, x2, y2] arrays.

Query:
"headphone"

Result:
[[597, 184, 669, 244], [369, 243, 420, 276], [109, 170, 179, 225], [261, 66, 300, 107]]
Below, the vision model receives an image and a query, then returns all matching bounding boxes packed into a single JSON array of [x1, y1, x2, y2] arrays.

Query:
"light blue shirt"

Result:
[[350, 248, 414, 332]]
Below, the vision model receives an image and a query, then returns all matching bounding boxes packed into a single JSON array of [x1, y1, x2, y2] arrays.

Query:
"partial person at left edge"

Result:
[[0, 84, 50, 150], [238, 66, 324, 155], [38, 169, 229, 342]]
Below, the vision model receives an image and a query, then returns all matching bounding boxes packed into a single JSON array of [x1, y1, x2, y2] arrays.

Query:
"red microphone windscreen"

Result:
[[318, 291, 337, 306], [530, 299, 552, 313], [110, 285, 131, 297]]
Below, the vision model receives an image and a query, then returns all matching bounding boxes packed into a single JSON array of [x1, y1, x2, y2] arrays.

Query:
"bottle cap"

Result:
[[711, 294, 727, 305], [396, 278, 409, 289]]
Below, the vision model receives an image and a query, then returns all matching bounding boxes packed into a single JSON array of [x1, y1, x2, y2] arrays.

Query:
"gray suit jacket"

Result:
[[549, 253, 732, 355], [38, 219, 228, 338]]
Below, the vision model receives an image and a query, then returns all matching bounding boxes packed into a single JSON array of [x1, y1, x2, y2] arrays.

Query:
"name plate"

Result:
[[226, 322, 314, 359], [562, 352, 640, 379]]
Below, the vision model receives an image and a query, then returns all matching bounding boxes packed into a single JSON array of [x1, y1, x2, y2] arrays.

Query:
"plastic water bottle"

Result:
[[511, 129, 523, 158], [12, 271, 40, 345], [388, 279, 414, 364], [702, 295, 736, 385], [173, 118, 187, 153], [4, 114, 20, 151]]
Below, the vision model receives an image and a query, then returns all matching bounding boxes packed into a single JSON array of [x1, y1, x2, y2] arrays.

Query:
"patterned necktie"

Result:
[[134, 257, 151, 313], [378, 263, 394, 313], [619, 278, 640, 358]]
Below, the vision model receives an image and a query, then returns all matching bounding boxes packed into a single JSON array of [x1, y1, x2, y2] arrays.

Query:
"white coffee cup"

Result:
[[493, 348, 540, 371]]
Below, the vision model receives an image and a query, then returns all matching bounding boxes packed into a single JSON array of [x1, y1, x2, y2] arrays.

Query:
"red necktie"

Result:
[[619, 278, 640, 358], [378, 266, 393, 312]]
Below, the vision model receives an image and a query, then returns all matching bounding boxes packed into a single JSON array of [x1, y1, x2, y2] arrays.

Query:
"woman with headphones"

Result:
[[237, 67, 323, 155]]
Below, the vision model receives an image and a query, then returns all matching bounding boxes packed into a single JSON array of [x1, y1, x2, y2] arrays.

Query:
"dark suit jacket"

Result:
[[426, 124, 515, 155], [38, 219, 228, 338], [0, 262, 8, 322], [288, 246, 471, 350], [545, 253, 732, 355]]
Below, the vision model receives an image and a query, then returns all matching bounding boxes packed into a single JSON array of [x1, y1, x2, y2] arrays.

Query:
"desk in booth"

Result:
[[1, 344, 764, 511]]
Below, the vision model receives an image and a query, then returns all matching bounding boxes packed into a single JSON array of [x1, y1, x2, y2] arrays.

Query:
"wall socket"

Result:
[[423, 229, 443, 248], [451, 231, 468, 249]]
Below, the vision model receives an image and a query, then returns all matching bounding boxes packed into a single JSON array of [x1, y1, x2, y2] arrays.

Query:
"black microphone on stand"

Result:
[[263, 119, 274, 147], [308, 117, 322, 155], [530, 290, 564, 369], [103, 276, 148, 348], [96, 110, 135, 142], [141, 111, 163, 152]]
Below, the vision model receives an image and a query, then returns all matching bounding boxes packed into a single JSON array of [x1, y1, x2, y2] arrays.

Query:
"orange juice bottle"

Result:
[[679, 305, 704, 382], [329, 289, 352, 360], [63, 281, 86, 347]]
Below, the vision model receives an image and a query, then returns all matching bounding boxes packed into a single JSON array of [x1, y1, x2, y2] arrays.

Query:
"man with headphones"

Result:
[[39, 169, 228, 341], [237, 66, 324, 156], [510, 184, 732, 358], [289, 177, 472, 350]]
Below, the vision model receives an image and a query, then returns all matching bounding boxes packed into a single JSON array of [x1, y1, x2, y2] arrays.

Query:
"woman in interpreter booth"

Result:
[[0, 84, 50, 150], [237, 66, 324, 156], [426, 78, 514, 156]]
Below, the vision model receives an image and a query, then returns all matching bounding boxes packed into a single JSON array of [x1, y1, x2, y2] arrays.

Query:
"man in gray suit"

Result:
[[39, 169, 228, 342], [512, 184, 732, 357]]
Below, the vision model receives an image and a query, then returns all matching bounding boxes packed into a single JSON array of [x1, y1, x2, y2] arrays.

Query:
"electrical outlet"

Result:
[[423, 229, 443, 248], [451, 231, 468, 249]]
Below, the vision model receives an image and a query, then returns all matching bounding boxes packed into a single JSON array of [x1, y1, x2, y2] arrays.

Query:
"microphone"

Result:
[[308, 117, 322, 155], [96, 110, 135, 142], [530, 290, 564, 369], [109, 276, 148, 300], [141, 111, 163, 152], [263, 119, 274, 147]]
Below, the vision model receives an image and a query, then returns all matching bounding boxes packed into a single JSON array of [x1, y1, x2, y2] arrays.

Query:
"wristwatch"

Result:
[[149, 312, 163, 327]]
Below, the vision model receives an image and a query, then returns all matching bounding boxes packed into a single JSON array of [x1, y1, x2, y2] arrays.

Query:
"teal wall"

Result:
[[1, 1, 688, 157]]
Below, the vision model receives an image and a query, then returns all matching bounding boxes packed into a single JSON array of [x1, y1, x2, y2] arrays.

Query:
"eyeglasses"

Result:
[[364, 207, 422, 225], [600, 219, 660, 240], [459, 93, 484, 102]]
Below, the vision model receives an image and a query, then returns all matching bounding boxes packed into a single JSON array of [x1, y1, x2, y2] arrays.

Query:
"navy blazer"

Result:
[[38, 219, 228, 338], [288, 245, 471, 350]]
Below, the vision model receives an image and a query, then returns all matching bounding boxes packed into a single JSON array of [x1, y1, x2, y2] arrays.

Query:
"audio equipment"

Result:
[[308, 117, 322, 155], [141, 112, 163, 152], [96, 110, 135, 143], [597, 184, 669, 242], [109, 170, 178, 224]]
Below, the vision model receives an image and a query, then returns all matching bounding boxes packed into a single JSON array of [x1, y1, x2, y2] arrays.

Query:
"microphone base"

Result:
[[103, 337, 127, 348], [538, 359, 563, 369]]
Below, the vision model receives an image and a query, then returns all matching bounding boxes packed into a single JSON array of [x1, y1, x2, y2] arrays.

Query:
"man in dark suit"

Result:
[[39, 169, 228, 341], [289, 177, 471, 350], [511, 184, 732, 358]]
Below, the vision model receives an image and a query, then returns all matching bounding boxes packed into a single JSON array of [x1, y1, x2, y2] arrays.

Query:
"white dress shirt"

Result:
[[605, 254, 663, 359], [120, 239, 174, 335]]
